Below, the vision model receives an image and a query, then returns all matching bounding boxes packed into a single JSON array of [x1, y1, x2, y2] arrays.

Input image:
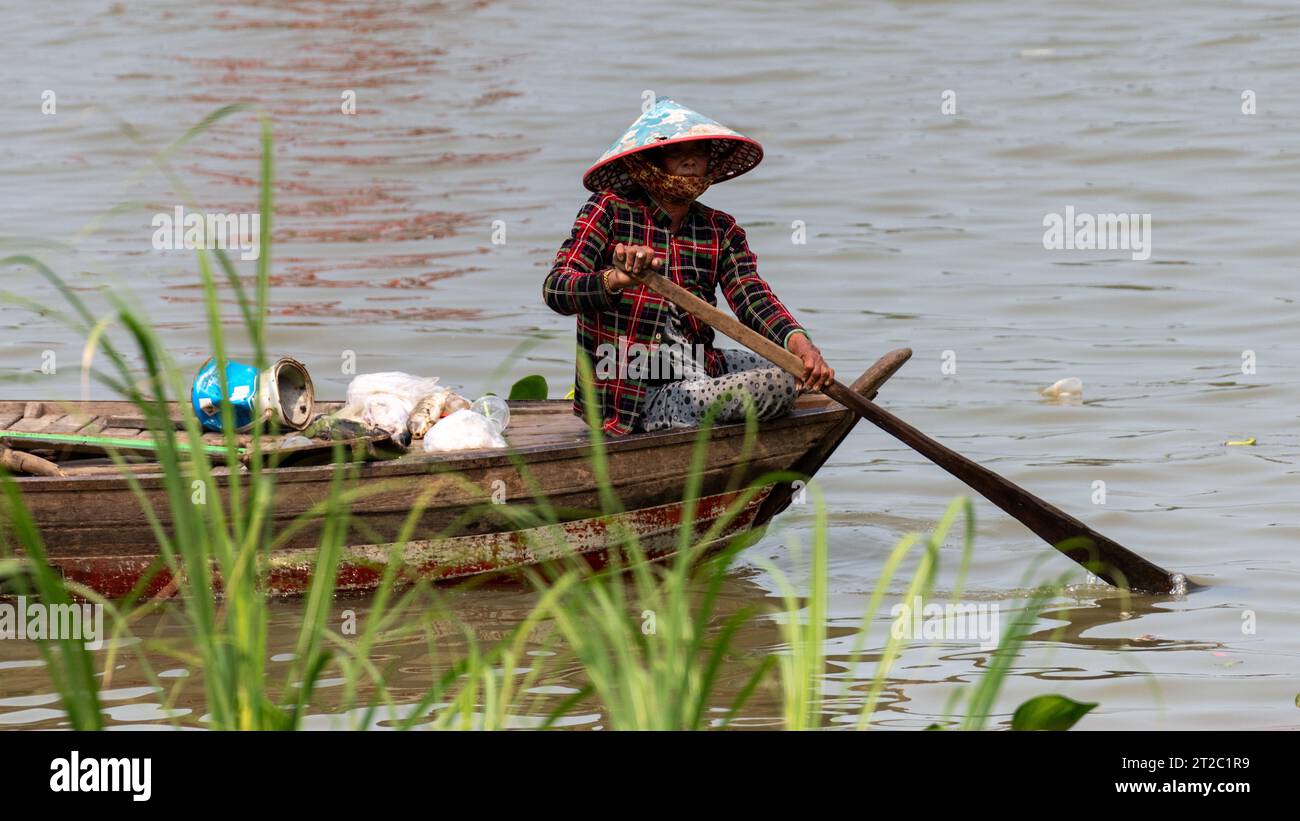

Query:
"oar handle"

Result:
[[637, 272, 1182, 595]]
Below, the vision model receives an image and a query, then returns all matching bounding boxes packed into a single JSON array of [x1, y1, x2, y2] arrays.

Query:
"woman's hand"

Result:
[[787, 332, 834, 392], [606, 243, 662, 291]]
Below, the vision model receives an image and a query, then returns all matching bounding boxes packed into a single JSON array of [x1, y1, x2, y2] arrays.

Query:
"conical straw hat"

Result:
[[583, 96, 763, 193]]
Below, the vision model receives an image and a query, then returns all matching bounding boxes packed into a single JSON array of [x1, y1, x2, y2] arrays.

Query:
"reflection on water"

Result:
[[2, 0, 1298, 729], [0, 565, 1267, 730]]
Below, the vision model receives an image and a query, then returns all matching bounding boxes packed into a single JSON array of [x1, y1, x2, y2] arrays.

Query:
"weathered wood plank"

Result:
[[505, 430, 587, 448], [77, 417, 108, 436], [95, 427, 147, 438], [105, 416, 186, 431], [7, 414, 68, 433], [45, 415, 97, 434]]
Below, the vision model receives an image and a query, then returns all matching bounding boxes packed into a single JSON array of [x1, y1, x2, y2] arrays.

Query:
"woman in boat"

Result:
[[544, 96, 833, 436]]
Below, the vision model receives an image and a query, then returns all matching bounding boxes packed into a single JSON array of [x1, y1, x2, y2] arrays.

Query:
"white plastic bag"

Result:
[[340, 372, 442, 438], [423, 408, 508, 452]]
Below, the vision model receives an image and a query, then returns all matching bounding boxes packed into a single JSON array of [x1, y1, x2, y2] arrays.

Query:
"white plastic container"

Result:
[[470, 395, 510, 434]]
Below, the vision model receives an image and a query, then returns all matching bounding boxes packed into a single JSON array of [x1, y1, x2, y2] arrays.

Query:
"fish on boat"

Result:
[[0, 350, 912, 597]]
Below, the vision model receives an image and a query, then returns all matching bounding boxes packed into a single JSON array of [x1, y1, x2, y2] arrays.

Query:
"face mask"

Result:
[[622, 150, 714, 208]]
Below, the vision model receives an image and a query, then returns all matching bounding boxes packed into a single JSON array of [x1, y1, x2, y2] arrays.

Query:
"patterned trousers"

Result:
[[637, 349, 799, 433]]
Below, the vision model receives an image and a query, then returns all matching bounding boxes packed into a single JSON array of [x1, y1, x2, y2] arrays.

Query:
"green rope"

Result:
[[1, 429, 239, 456]]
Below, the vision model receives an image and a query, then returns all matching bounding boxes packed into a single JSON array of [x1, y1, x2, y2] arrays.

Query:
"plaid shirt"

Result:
[[544, 188, 807, 435]]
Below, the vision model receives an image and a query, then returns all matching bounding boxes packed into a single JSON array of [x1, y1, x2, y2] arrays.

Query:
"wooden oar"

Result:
[[639, 273, 1182, 594]]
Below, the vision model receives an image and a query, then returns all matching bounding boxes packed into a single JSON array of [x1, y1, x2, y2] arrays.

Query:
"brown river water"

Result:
[[1, 1, 1297, 729]]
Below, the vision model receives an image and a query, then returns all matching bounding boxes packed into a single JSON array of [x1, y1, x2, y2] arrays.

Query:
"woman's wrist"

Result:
[[602, 267, 624, 294], [784, 329, 811, 351]]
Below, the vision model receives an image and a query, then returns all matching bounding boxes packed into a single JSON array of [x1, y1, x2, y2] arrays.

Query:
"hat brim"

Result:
[[583, 135, 763, 194]]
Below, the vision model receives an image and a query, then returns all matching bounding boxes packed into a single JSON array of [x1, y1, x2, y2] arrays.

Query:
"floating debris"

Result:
[[1040, 377, 1083, 400]]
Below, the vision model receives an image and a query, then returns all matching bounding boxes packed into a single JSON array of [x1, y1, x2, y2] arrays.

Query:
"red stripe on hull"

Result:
[[47, 488, 771, 598]]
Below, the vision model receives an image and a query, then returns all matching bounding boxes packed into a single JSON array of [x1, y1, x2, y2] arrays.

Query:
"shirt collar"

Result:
[[635, 186, 696, 228]]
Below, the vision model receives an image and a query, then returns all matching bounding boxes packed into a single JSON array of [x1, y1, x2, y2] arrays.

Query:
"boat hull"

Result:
[[51, 486, 772, 597], [1, 349, 912, 597]]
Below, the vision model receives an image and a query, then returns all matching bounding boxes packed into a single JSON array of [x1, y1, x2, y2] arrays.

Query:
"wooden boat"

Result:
[[0, 349, 911, 597]]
